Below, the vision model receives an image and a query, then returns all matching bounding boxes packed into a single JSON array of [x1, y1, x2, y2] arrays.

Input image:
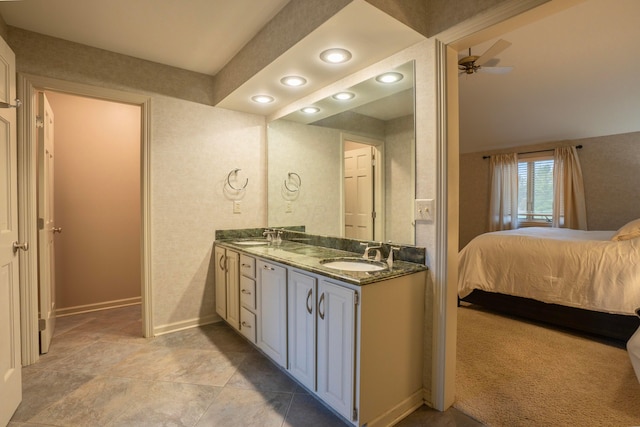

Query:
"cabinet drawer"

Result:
[[240, 276, 256, 310], [240, 307, 256, 343], [240, 255, 256, 278]]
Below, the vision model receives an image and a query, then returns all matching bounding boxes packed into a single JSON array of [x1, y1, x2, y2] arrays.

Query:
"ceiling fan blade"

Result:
[[475, 39, 512, 67], [478, 66, 513, 74]]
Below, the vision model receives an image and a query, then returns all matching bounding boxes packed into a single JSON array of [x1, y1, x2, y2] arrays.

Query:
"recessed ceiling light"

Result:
[[280, 76, 307, 87], [251, 95, 274, 104], [332, 92, 355, 101], [301, 107, 320, 114], [376, 72, 404, 84], [320, 48, 352, 64]]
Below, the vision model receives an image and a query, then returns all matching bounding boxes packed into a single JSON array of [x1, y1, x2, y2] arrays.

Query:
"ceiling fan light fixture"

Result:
[[320, 48, 352, 64]]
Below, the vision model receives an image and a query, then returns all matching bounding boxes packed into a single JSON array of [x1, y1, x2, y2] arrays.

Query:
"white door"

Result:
[[287, 270, 316, 390], [316, 280, 356, 422], [214, 246, 227, 318], [344, 146, 374, 240], [257, 260, 287, 368], [38, 92, 57, 354], [0, 36, 22, 426]]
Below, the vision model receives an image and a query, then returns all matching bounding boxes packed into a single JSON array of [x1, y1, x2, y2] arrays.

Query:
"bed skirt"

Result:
[[460, 290, 640, 343]]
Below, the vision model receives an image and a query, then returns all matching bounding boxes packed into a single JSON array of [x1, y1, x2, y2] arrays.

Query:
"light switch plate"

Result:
[[415, 199, 434, 222]]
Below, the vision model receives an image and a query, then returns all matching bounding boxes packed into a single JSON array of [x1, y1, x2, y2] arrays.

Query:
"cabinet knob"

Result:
[[241, 289, 252, 295], [241, 321, 251, 329]]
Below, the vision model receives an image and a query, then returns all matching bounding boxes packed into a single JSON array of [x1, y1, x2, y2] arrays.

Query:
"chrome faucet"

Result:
[[387, 246, 401, 269], [360, 242, 382, 261], [262, 228, 276, 243]]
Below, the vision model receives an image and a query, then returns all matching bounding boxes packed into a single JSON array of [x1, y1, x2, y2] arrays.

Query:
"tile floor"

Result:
[[9, 305, 482, 426]]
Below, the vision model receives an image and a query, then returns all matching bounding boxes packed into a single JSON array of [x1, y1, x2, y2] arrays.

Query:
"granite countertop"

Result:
[[216, 239, 427, 286]]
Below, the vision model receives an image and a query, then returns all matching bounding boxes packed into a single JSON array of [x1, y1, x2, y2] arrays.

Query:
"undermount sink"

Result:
[[233, 239, 269, 246], [320, 257, 388, 272]]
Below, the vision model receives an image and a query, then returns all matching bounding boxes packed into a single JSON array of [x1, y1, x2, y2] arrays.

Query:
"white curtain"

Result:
[[553, 146, 587, 230], [489, 153, 519, 231]]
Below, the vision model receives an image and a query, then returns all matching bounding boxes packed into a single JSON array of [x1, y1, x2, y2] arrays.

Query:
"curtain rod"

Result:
[[482, 144, 582, 159]]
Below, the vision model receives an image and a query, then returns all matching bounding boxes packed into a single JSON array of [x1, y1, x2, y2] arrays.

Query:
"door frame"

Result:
[[431, 0, 581, 410], [16, 74, 153, 364], [340, 133, 384, 241]]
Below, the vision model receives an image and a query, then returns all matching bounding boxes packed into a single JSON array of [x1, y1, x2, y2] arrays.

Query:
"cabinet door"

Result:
[[287, 270, 316, 391], [214, 246, 227, 318], [317, 280, 356, 422], [257, 260, 288, 367], [226, 250, 240, 330]]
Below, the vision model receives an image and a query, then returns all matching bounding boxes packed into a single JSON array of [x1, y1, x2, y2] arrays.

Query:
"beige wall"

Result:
[[45, 91, 141, 313], [459, 131, 640, 248]]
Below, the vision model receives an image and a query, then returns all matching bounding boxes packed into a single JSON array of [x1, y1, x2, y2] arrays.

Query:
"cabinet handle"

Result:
[[241, 289, 252, 295], [262, 265, 275, 271], [306, 288, 313, 314], [219, 254, 226, 271], [318, 292, 325, 320], [241, 321, 251, 329], [241, 263, 251, 269]]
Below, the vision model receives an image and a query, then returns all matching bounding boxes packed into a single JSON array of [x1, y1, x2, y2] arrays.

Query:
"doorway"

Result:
[[342, 136, 384, 241], [36, 91, 142, 352], [17, 75, 152, 365]]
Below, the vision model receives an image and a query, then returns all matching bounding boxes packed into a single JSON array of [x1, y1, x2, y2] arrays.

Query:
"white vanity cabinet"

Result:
[[257, 259, 288, 368], [286, 268, 426, 426], [214, 246, 240, 330]]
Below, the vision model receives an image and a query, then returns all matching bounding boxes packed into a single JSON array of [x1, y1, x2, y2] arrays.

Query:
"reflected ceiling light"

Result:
[[251, 95, 274, 104], [301, 107, 320, 114], [280, 76, 307, 87], [376, 72, 404, 84], [332, 92, 355, 101], [320, 48, 352, 64]]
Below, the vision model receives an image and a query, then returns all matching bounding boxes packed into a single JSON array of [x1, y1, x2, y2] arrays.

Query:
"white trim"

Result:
[[153, 314, 221, 336], [55, 298, 141, 317], [366, 389, 424, 427], [17, 74, 153, 364]]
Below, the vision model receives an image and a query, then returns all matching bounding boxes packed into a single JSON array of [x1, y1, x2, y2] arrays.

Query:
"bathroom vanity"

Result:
[[214, 228, 427, 427]]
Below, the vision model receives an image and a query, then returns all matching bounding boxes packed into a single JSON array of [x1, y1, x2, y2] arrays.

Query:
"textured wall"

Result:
[[459, 131, 640, 248], [267, 119, 343, 236], [8, 27, 216, 106], [426, 0, 514, 36], [46, 92, 141, 313], [385, 114, 415, 244]]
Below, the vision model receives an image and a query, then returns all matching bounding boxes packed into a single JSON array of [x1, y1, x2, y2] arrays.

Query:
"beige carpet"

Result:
[[454, 305, 640, 426]]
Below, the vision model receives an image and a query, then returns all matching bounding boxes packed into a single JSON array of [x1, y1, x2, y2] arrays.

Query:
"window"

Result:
[[517, 155, 554, 226]]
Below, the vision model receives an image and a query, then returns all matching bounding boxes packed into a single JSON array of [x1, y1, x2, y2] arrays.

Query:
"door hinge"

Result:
[[354, 291, 359, 306], [371, 211, 376, 219], [38, 318, 46, 331], [38, 217, 45, 230], [353, 408, 358, 421], [36, 115, 44, 128]]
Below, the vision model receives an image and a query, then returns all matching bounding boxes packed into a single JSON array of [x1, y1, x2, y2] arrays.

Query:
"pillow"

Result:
[[611, 218, 640, 241]]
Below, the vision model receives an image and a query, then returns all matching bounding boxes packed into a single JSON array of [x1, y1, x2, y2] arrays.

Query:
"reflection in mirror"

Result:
[[267, 61, 415, 245]]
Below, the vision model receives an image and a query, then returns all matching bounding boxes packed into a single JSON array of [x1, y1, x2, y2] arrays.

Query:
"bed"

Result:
[[458, 220, 640, 342]]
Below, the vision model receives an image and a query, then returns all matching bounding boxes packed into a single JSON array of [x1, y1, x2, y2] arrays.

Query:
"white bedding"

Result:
[[458, 227, 640, 315]]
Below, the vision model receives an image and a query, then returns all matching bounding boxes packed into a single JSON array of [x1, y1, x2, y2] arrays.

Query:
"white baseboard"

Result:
[[153, 313, 221, 336], [55, 297, 142, 317], [367, 390, 425, 427]]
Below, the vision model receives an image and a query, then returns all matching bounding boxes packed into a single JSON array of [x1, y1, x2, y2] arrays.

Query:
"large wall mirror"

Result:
[[267, 61, 416, 245]]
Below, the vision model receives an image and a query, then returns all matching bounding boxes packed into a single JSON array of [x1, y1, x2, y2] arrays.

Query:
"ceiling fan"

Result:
[[458, 39, 513, 75]]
